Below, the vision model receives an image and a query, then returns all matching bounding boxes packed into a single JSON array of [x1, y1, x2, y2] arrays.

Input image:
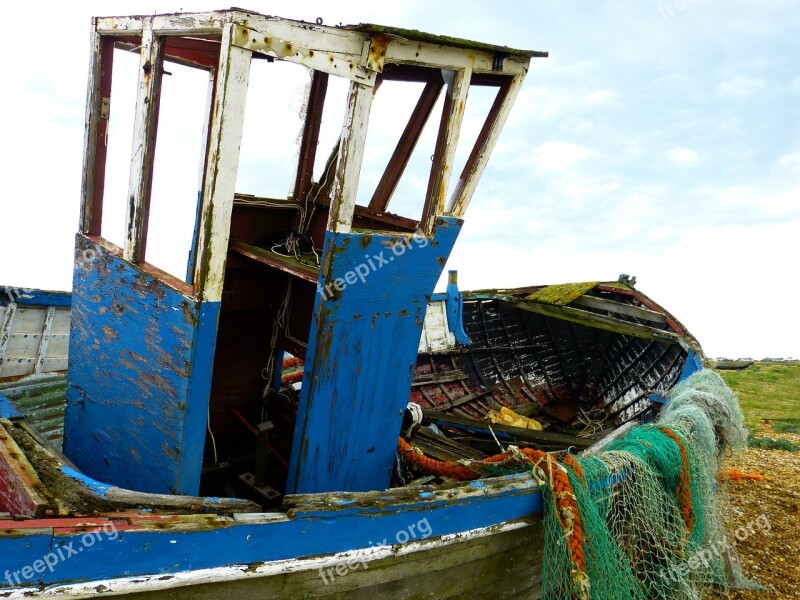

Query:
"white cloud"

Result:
[[529, 141, 596, 172], [715, 75, 763, 98], [667, 147, 699, 164], [778, 152, 800, 172], [585, 89, 618, 104]]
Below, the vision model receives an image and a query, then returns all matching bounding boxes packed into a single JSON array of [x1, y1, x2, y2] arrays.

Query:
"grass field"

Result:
[[716, 361, 800, 423]]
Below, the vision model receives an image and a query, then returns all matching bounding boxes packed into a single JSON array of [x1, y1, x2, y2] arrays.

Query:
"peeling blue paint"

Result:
[[678, 350, 703, 382], [288, 218, 463, 494], [0, 392, 19, 419], [63, 236, 219, 495], [0, 476, 542, 588], [60, 466, 112, 496], [0, 290, 71, 307]]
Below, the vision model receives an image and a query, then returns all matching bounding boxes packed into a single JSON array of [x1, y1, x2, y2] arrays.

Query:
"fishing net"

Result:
[[536, 369, 757, 599], [399, 369, 759, 598]]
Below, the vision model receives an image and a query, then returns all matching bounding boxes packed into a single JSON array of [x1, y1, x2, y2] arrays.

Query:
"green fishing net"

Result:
[[528, 370, 757, 599]]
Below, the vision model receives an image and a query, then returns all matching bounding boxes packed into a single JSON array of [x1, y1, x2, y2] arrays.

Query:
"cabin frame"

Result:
[[68, 10, 543, 497]]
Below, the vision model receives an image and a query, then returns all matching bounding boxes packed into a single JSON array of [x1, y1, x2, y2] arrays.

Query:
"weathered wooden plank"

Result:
[[124, 19, 164, 264], [422, 408, 594, 449], [34, 307, 56, 374], [418, 299, 455, 352], [50, 308, 71, 335], [79, 31, 115, 236], [411, 370, 467, 386], [382, 38, 530, 75], [8, 306, 46, 333], [506, 298, 681, 345], [0, 421, 49, 517], [447, 73, 526, 217], [65, 236, 218, 495], [571, 294, 667, 324], [425, 387, 494, 412], [20, 520, 543, 599], [42, 358, 69, 373], [4, 333, 41, 357], [44, 334, 70, 359], [287, 220, 462, 494], [233, 24, 376, 85], [193, 24, 252, 302], [411, 425, 485, 462], [229, 241, 319, 284], [423, 62, 471, 233], [0, 303, 17, 376], [326, 81, 374, 234]]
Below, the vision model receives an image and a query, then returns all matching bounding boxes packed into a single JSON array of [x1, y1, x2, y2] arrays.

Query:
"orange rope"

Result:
[[281, 370, 304, 384], [282, 357, 304, 369], [563, 453, 585, 480], [397, 437, 588, 591], [719, 468, 767, 481], [658, 427, 695, 533], [397, 437, 480, 480]]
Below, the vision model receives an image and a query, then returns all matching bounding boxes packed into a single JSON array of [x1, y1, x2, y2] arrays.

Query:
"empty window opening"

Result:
[[145, 59, 212, 281], [237, 59, 311, 201], [100, 46, 139, 249]]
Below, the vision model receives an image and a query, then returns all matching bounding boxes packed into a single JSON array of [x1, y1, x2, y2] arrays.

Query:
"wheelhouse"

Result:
[[67, 9, 543, 502]]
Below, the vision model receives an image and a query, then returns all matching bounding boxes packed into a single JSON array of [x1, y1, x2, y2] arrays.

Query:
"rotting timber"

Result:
[[0, 8, 710, 599]]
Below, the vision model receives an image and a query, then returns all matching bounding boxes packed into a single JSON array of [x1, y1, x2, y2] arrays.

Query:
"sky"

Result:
[[0, 0, 798, 359]]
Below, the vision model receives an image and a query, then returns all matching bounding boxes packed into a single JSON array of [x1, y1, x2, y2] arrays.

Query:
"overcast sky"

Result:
[[1, 0, 798, 359]]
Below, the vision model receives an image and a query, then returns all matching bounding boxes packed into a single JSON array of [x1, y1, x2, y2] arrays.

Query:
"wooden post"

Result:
[[193, 24, 252, 302], [326, 81, 374, 234], [446, 73, 525, 218], [80, 30, 114, 236], [124, 19, 164, 263], [421, 63, 471, 233]]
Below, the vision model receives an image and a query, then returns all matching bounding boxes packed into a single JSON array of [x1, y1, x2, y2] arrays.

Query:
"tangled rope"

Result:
[[397, 437, 590, 599]]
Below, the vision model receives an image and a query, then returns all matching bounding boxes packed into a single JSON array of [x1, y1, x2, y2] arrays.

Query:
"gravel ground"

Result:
[[707, 423, 800, 599]]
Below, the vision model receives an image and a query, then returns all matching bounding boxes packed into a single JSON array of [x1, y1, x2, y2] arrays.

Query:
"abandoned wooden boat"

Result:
[[710, 359, 754, 370], [0, 290, 70, 382], [1, 9, 745, 600]]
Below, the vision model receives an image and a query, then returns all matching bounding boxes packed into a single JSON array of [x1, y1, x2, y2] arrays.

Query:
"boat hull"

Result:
[[4, 520, 542, 599]]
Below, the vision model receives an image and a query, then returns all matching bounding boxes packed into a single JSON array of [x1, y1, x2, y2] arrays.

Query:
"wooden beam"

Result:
[[506, 298, 681, 345], [447, 73, 525, 217], [422, 64, 471, 233], [421, 409, 593, 449], [411, 370, 468, 387], [229, 241, 319, 284], [381, 38, 530, 75], [368, 77, 443, 213], [33, 307, 55, 375], [193, 24, 252, 302], [293, 71, 328, 208], [0, 303, 16, 377], [411, 426, 485, 462], [326, 81, 374, 234], [571, 295, 666, 324], [233, 25, 375, 86], [426, 388, 494, 412], [123, 20, 164, 263], [80, 32, 115, 236]]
